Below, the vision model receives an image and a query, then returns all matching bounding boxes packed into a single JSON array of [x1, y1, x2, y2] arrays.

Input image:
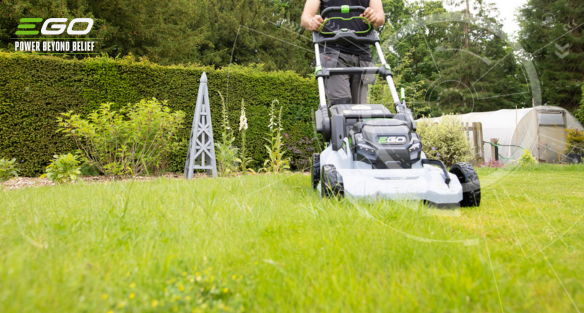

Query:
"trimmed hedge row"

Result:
[[0, 53, 319, 176]]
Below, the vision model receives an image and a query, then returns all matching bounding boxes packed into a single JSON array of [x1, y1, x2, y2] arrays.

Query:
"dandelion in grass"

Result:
[[223, 288, 229, 293], [152, 300, 159, 308], [102, 294, 109, 300], [130, 283, 135, 288], [129, 293, 135, 299]]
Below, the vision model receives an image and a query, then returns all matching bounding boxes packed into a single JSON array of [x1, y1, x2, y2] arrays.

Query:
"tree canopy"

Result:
[[517, 0, 583, 109]]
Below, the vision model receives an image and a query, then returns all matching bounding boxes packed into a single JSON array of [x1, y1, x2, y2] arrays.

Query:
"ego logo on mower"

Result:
[[378, 136, 406, 144]]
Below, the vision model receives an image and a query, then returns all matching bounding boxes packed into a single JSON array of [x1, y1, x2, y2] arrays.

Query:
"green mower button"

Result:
[[341, 5, 349, 13]]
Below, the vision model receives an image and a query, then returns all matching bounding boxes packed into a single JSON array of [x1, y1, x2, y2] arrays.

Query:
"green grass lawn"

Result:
[[1, 165, 583, 312]]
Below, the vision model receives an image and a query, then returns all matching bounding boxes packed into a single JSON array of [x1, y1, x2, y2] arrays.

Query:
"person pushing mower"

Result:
[[304, 1, 481, 207], [301, 0, 385, 105]]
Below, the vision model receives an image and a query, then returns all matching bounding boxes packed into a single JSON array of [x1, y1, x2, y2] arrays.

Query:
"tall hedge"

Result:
[[0, 53, 319, 176]]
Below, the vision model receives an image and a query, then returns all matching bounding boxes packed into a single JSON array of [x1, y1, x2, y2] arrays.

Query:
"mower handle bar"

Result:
[[320, 6, 367, 19]]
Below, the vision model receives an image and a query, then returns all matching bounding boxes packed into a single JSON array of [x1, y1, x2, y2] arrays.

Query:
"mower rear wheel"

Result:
[[449, 162, 481, 207], [311, 153, 320, 189], [321, 164, 344, 198]]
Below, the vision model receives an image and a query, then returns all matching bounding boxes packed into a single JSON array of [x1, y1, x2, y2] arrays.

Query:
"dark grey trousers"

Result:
[[320, 50, 375, 106]]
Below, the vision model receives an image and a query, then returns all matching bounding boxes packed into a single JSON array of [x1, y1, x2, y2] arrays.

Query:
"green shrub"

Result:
[[576, 85, 584, 125], [42, 153, 82, 184], [518, 148, 537, 166], [416, 115, 473, 167], [58, 98, 185, 177], [0, 158, 19, 182], [0, 53, 319, 176], [563, 128, 584, 156], [283, 134, 318, 172]]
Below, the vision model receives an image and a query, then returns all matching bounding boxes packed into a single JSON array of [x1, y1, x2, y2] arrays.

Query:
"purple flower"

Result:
[[432, 147, 436, 151]]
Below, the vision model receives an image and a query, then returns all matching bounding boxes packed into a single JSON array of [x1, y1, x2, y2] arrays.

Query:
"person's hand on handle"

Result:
[[360, 7, 379, 27], [308, 15, 324, 31], [301, 0, 385, 31]]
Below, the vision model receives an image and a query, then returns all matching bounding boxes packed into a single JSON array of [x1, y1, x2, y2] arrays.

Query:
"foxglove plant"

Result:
[[214, 92, 239, 177], [235, 99, 254, 174], [260, 100, 290, 173]]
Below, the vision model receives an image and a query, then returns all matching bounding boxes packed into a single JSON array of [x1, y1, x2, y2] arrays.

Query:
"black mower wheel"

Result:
[[321, 164, 344, 198], [449, 162, 481, 207], [311, 153, 320, 189]]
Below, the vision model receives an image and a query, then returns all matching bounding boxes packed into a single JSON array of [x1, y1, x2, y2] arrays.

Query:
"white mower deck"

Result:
[[317, 145, 463, 204]]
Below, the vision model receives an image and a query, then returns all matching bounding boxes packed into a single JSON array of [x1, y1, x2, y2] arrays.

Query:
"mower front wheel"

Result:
[[449, 162, 481, 207], [321, 164, 344, 198]]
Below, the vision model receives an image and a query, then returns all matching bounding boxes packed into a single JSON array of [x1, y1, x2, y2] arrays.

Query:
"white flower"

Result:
[[239, 108, 248, 131], [239, 99, 248, 131], [239, 116, 248, 131]]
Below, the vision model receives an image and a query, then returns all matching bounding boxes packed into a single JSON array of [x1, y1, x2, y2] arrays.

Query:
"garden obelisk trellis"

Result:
[[184, 72, 217, 178]]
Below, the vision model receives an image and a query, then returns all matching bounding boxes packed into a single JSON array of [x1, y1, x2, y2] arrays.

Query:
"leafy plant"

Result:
[[518, 149, 537, 166], [214, 92, 239, 177], [235, 99, 254, 174], [58, 98, 185, 177], [416, 115, 473, 167], [563, 128, 584, 156], [0, 158, 19, 182], [260, 100, 290, 173], [283, 134, 318, 172], [41, 153, 82, 184]]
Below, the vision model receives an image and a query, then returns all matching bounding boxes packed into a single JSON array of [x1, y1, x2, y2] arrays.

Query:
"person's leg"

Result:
[[350, 75, 368, 104], [349, 54, 368, 104], [323, 51, 352, 105]]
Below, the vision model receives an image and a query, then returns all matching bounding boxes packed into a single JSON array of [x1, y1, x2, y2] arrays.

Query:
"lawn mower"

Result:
[[311, 5, 480, 207]]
